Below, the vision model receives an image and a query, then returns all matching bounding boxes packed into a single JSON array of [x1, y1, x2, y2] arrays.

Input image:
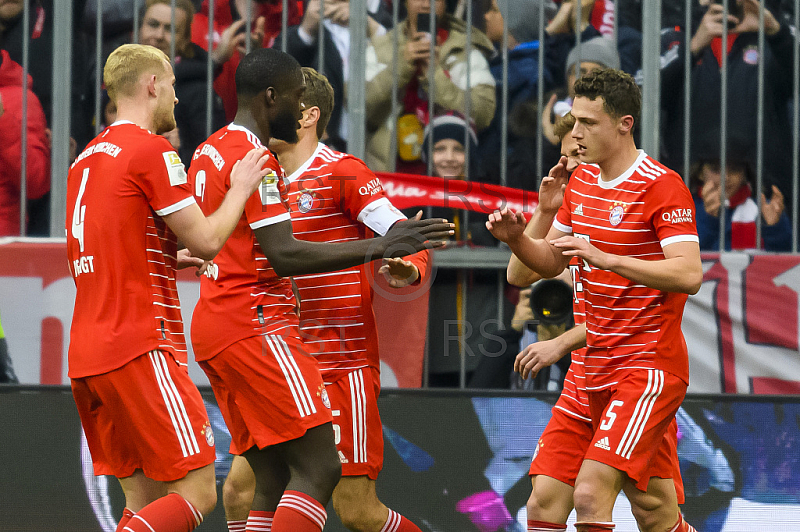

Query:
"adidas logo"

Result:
[[574, 203, 584, 216], [594, 436, 611, 451]]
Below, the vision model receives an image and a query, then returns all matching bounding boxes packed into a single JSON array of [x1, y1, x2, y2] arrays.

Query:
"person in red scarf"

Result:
[[191, 0, 303, 121]]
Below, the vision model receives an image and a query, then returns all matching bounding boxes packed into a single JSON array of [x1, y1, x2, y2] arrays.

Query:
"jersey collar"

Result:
[[226, 122, 266, 148], [285, 142, 326, 183], [596, 150, 648, 189]]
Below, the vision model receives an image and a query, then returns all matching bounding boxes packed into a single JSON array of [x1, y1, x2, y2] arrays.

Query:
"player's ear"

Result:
[[618, 114, 634, 135], [264, 87, 277, 108], [304, 106, 321, 129], [146, 74, 158, 97]]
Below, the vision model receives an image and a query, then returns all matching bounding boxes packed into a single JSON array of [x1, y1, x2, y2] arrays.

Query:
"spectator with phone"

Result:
[[364, 0, 496, 173], [275, 0, 393, 150], [659, 0, 794, 202], [691, 131, 791, 252]]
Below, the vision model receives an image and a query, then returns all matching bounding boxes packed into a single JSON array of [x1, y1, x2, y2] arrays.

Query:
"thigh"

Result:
[[73, 350, 216, 481], [201, 335, 333, 453], [326, 368, 384, 480], [529, 407, 594, 487], [584, 370, 686, 493]]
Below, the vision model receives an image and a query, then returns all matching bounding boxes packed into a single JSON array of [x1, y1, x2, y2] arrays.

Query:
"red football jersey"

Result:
[[66, 121, 196, 378], [553, 151, 698, 389], [188, 124, 298, 360], [284, 143, 419, 383], [554, 257, 590, 421]]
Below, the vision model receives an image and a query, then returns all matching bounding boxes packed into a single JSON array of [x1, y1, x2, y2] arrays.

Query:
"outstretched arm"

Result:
[[255, 216, 453, 277], [488, 208, 571, 279]]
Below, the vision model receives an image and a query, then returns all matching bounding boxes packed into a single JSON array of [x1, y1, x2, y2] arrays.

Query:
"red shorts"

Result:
[[584, 369, 686, 499], [529, 407, 593, 487], [199, 334, 332, 454], [71, 350, 216, 481], [326, 367, 384, 479]]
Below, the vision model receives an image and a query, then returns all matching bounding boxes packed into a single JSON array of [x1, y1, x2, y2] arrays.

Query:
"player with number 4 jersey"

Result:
[[67, 44, 271, 532]]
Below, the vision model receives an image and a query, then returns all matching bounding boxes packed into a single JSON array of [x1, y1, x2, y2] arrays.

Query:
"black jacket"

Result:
[[276, 25, 345, 146], [174, 44, 227, 164]]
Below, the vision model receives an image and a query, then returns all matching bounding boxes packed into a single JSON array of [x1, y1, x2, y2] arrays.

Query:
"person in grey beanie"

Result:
[[476, 0, 558, 190], [542, 36, 621, 145]]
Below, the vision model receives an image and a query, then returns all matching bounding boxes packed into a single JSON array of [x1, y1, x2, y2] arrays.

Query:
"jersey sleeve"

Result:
[[129, 136, 195, 215], [245, 154, 291, 229], [645, 171, 699, 248], [331, 158, 397, 225], [553, 178, 574, 234]]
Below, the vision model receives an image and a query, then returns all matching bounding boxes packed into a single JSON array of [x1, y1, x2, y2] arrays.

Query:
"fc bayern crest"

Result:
[[320, 386, 331, 409], [203, 423, 215, 447], [298, 192, 315, 213], [609, 205, 625, 226]]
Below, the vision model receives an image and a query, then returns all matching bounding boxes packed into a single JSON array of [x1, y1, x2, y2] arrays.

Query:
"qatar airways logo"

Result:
[[359, 178, 382, 196], [662, 208, 693, 224]]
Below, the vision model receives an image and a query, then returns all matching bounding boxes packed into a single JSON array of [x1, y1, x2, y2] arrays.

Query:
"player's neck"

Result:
[[232, 111, 266, 144], [114, 103, 155, 133], [598, 142, 640, 182], [278, 134, 320, 176]]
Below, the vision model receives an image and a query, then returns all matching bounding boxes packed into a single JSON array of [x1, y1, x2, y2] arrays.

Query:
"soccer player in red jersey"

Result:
[[507, 114, 695, 532], [220, 67, 427, 532], [487, 69, 703, 532], [187, 50, 451, 532], [66, 44, 271, 532]]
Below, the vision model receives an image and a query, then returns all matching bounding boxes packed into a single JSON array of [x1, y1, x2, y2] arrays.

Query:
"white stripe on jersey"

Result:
[[293, 270, 360, 280], [148, 350, 200, 457], [616, 369, 664, 459], [349, 369, 368, 463], [265, 335, 316, 417]]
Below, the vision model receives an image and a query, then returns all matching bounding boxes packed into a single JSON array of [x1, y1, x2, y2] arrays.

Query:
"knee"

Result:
[[572, 482, 602, 519], [629, 499, 676, 532], [333, 502, 374, 532], [191, 487, 218, 518], [222, 473, 255, 516], [319, 455, 342, 493]]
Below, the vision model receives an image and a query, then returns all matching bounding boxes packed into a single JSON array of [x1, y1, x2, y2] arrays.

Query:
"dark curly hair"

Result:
[[573, 68, 641, 132]]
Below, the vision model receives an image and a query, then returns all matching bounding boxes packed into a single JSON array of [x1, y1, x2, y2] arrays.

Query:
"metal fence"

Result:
[[4, 0, 799, 387]]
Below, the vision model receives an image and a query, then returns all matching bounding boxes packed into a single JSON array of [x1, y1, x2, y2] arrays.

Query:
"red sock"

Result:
[[527, 520, 567, 531], [116, 508, 135, 532], [228, 519, 247, 532], [381, 509, 422, 532], [669, 514, 698, 532], [575, 522, 615, 532], [271, 491, 326, 532], [246, 510, 275, 531], [123, 493, 202, 532]]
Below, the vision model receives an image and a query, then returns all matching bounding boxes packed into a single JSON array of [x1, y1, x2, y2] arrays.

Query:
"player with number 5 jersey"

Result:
[[487, 69, 702, 532]]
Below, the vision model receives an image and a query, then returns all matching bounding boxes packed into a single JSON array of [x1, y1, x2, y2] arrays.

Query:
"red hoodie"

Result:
[[0, 50, 50, 236], [191, 0, 303, 121]]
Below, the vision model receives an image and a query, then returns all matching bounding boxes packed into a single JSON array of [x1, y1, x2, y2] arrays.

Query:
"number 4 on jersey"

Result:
[[72, 168, 90, 252]]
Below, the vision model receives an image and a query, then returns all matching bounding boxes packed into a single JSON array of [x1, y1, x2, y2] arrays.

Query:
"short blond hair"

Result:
[[553, 113, 576, 142], [104, 44, 169, 102], [301, 67, 334, 139]]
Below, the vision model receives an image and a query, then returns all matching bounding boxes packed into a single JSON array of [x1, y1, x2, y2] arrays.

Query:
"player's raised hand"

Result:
[[381, 211, 454, 256], [538, 157, 569, 214], [551, 235, 611, 270], [229, 148, 271, 196], [515, 337, 566, 380], [486, 207, 526, 244], [378, 257, 420, 288]]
